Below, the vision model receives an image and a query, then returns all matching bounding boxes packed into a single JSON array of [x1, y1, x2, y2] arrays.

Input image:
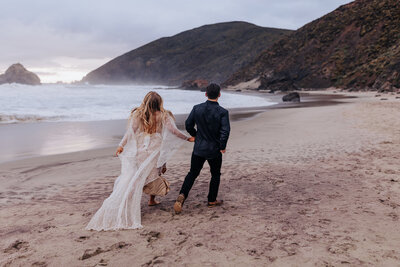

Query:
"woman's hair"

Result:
[[130, 91, 173, 134]]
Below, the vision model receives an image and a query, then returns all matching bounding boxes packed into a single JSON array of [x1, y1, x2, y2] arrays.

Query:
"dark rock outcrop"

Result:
[[282, 92, 301, 102], [223, 0, 400, 92], [0, 63, 41, 85], [181, 79, 209, 90], [82, 22, 292, 86]]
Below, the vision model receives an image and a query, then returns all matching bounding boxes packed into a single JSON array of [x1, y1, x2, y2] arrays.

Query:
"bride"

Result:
[[86, 91, 194, 231]]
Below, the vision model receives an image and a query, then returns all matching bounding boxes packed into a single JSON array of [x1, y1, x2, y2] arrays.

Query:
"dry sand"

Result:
[[1, 91, 400, 266]]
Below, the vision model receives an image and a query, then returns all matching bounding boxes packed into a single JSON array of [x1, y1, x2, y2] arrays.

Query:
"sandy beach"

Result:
[[1, 91, 400, 266]]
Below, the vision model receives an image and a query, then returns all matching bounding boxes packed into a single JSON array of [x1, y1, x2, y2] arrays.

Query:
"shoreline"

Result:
[[0, 91, 353, 165], [1, 90, 400, 266]]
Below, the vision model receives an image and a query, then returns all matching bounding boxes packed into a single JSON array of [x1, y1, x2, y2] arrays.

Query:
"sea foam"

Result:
[[0, 84, 275, 123]]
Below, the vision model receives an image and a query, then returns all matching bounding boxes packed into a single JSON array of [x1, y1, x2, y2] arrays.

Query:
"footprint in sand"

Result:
[[327, 242, 356, 255], [140, 231, 161, 243], [387, 212, 398, 221], [210, 211, 220, 220], [97, 258, 108, 266], [31, 262, 47, 267], [75, 235, 90, 242], [318, 218, 332, 225], [3, 240, 29, 253], [79, 242, 131, 260], [247, 249, 259, 256], [281, 242, 300, 256], [175, 231, 189, 246], [143, 255, 165, 266], [80, 247, 104, 260], [37, 225, 56, 233]]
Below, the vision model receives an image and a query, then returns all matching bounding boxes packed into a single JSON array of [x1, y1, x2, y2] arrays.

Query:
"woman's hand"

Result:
[[116, 146, 124, 156], [187, 136, 195, 142], [158, 164, 167, 175]]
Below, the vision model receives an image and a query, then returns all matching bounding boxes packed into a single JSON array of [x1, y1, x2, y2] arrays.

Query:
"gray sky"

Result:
[[0, 0, 353, 83]]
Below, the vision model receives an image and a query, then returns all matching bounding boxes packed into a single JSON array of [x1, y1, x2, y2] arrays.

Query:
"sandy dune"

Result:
[[1, 91, 400, 266]]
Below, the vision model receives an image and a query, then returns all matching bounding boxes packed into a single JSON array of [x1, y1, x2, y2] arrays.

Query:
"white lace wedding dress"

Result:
[[86, 112, 188, 231]]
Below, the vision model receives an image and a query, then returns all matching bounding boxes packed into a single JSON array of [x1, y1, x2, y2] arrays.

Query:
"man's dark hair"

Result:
[[206, 83, 221, 99]]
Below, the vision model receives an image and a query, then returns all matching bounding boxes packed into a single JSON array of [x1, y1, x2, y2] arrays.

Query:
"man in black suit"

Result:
[[174, 83, 230, 214]]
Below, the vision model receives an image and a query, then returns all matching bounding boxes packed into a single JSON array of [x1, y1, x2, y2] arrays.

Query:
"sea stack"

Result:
[[0, 63, 41, 85]]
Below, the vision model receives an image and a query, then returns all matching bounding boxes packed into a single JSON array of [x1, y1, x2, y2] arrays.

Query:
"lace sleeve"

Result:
[[165, 115, 189, 140], [156, 114, 188, 168], [119, 115, 139, 147], [119, 131, 129, 147]]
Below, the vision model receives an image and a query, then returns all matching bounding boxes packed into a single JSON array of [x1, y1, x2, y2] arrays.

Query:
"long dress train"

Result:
[[86, 112, 188, 231]]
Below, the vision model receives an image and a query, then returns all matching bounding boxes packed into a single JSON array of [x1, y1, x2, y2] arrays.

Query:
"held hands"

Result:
[[220, 149, 226, 154], [187, 136, 195, 142], [115, 146, 123, 156]]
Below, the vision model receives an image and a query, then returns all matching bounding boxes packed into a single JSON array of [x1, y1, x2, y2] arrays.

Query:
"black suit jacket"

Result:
[[185, 100, 230, 159]]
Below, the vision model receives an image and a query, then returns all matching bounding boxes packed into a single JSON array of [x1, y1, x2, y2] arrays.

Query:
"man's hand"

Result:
[[116, 146, 123, 156], [187, 136, 195, 142], [220, 149, 226, 154]]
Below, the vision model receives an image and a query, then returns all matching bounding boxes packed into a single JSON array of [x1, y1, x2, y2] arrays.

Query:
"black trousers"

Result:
[[179, 152, 222, 202]]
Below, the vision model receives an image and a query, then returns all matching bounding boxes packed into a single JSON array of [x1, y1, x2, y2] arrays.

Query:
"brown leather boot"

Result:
[[207, 200, 224, 208], [173, 194, 185, 214]]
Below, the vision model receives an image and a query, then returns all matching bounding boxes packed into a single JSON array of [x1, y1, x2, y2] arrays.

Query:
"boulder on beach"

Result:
[[282, 92, 300, 102], [181, 79, 209, 90], [0, 63, 41, 85]]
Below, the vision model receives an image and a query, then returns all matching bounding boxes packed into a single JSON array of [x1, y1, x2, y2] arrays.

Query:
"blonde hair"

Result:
[[130, 91, 173, 134]]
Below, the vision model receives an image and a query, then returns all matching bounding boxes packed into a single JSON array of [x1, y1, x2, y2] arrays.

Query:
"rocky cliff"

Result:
[[223, 0, 400, 91]]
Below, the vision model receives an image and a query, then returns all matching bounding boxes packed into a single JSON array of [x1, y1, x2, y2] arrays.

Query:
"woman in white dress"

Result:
[[86, 92, 194, 231]]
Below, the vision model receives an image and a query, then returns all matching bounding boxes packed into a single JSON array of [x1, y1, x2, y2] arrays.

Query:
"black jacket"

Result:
[[185, 100, 230, 159]]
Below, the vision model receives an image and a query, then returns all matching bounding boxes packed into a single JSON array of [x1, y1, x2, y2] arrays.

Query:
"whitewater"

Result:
[[0, 84, 275, 123]]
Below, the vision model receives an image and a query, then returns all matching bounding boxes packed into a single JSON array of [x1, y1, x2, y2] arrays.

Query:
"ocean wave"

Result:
[[0, 84, 275, 124], [0, 114, 66, 124]]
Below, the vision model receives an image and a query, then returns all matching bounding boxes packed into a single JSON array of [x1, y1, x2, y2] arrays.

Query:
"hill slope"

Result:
[[223, 0, 400, 91], [82, 22, 292, 85]]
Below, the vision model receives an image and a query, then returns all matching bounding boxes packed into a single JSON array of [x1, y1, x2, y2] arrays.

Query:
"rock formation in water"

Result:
[[0, 63, 41, 85]]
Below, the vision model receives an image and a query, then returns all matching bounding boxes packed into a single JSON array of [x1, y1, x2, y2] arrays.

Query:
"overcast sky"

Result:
[[0, 0, 353, 83]]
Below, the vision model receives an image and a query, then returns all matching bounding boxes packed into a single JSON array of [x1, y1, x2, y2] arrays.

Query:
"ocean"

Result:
[[0, 84, 276, 162], [0, 84, 275, 123]]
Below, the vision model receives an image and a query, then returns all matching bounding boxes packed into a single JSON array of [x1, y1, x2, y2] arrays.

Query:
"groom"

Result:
[[174, 83, 230, 214]]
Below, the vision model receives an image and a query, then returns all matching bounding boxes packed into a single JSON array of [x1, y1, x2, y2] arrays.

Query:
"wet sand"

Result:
[[0, 93, 348, 163], [1, 90, 400, 266]]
